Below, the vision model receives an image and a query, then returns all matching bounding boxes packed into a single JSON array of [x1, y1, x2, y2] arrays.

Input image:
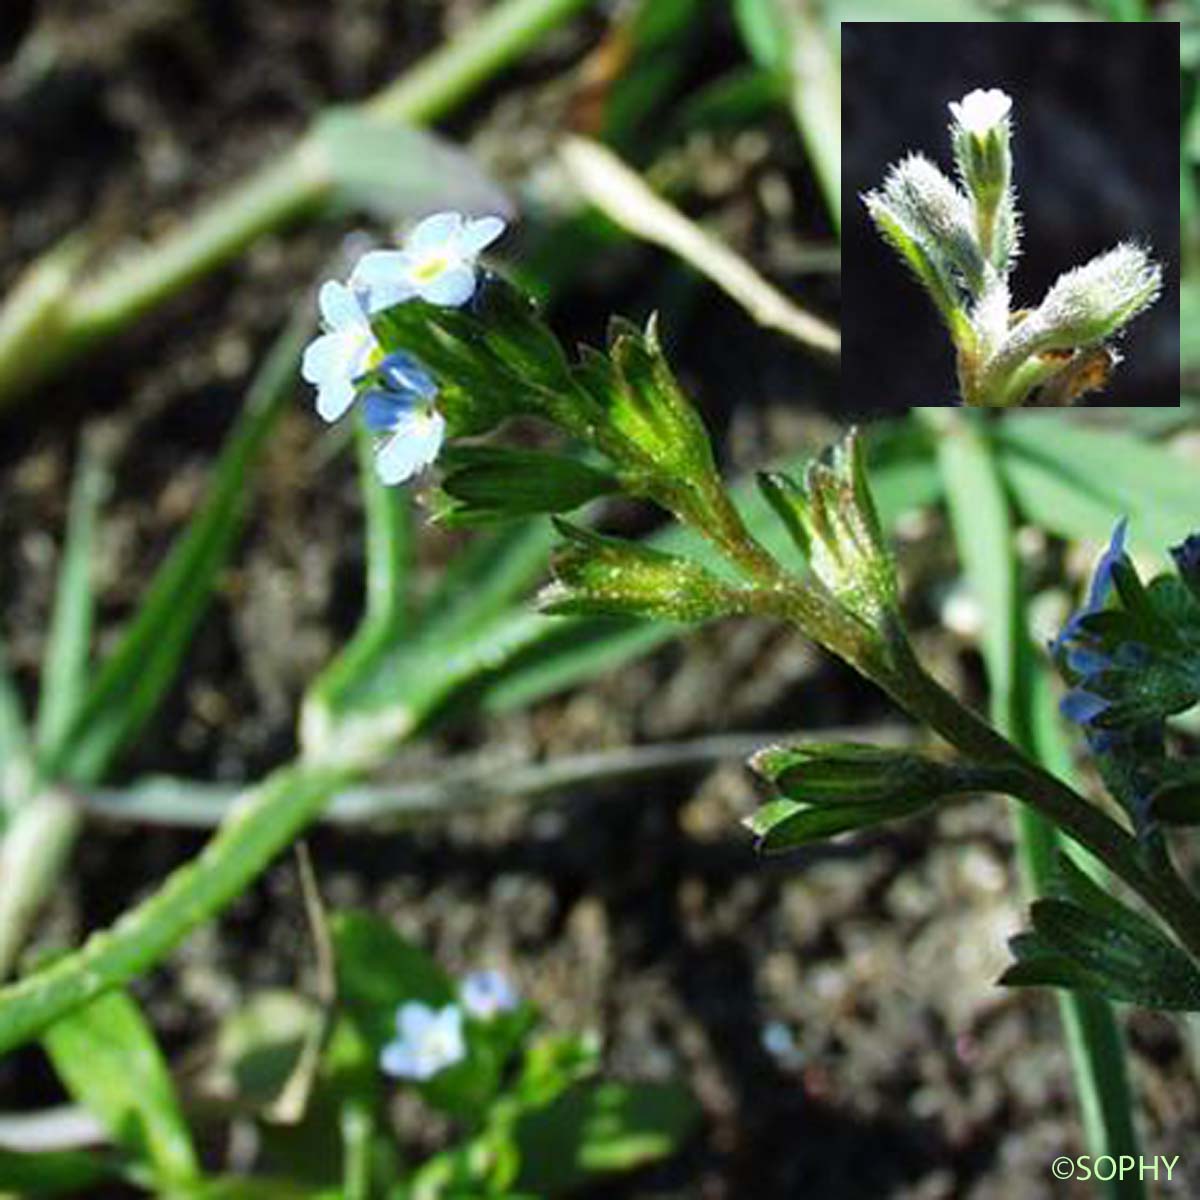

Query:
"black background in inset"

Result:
[[842, 22, 1180, 412]]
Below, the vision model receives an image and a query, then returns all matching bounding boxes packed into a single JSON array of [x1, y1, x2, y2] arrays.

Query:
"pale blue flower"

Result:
[[301, 281, 380, 423], [460, 970, 519, 1020], [380, 1002, 466, 1081], [360, 352, 445, 485], [352, 211, 506, 309]]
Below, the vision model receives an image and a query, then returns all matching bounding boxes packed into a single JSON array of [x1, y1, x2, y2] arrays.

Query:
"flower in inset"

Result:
[[301, 281, 380, 422], [949, 88, 1012, 137], [361, 352, 446, 485], [460, 970, 519, 1020], [380, 1002, 466, 1081], [352, 211, 506, 309]]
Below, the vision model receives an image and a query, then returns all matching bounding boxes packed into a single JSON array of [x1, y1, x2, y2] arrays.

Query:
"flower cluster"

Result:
[[379, 970, 520, 1082], [864, 87, 1162, 407], [302, 211, 506, 483]]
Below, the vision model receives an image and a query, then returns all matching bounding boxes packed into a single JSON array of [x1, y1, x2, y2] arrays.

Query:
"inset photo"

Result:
[[842, 22, 1180, 410]]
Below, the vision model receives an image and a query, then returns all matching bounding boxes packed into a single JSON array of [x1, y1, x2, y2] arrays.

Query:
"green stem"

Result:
[[0, 0, 598, 412], [882, 640, 1200, 964]]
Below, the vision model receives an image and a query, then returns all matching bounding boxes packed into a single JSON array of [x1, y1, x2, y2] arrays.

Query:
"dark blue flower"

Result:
[[1170, 532, 1200, 590]]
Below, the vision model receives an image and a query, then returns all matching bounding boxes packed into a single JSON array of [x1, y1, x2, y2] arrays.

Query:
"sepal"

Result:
[[539, 520, 748, 622], [757, 430, 898, 631], [745, 742, 990, 853], [436, 447, 619, 526]]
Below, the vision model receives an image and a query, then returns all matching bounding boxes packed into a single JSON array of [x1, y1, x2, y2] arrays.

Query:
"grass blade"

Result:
[[0, 642, 32, 822], [925, 408, 1143, 1200], [35, 435, 108, 756], [42, 313, 310, 785]]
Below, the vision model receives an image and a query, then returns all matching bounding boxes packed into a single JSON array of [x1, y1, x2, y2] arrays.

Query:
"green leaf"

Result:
[[311, 109, 510, 222], [211, 989, 324, 1110], [332, 911, 454, 1047], [514, 1081, 698, 1194], [0, 1146, 117, 1195], [994, 415, 1199, 551], [41, 312, 308, 784], [41, 988, 199, 1187], [745, 795, 923, 851], [331, 911, 509, 1122], [1001, 881, 1200, 1012], [541, 520, 749, 621], [0, 763, 348, 1058], [439, 446, 619, 524], [35, 436, 107, 756]]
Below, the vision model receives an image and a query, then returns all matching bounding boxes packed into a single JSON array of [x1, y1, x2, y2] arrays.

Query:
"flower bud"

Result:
[[866, 153, 985, 298], [993, 244, 1161, 379], [949, 88, 1017, 273], [949, 88, 1012, 203]]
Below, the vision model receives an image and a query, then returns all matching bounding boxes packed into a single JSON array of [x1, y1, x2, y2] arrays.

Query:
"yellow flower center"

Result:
[[412, 254, 449, 283]]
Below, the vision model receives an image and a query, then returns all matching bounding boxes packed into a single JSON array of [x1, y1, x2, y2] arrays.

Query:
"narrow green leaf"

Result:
[[0, 641, 32, 819], [42, 313, 309, 784], [0, 763, 348, 1057], [35, 436, 108, 755], [42, 988, 199, 1187]]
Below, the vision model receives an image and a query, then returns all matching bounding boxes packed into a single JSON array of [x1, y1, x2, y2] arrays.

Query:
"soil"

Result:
[[1, 3, 1197, 1198]]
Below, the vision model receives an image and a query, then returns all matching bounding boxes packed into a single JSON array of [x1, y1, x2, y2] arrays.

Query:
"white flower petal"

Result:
[[318, 280, 363, 331], [418, 264, 476, 307], [409, 211, 464, 252], [398, 1001, 435, 1040], [314, 373, 358, 423], [375, 410, 446, 485], [950, 88, 1012, 135], [459, 215, 506, 256], [351, 251, 416, 312], [380, 1041, 418, 1077], [300, 332, 339, 384]]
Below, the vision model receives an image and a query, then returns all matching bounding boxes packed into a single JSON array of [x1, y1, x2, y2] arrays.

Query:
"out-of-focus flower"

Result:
[[301, 281, 380, 422], [360, 352, 445, 485], [460, 970, 519, 1019], [352, 211, 506, 309], [1051, 518, 1127, 672], [380, 1002, 465, 1081]]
